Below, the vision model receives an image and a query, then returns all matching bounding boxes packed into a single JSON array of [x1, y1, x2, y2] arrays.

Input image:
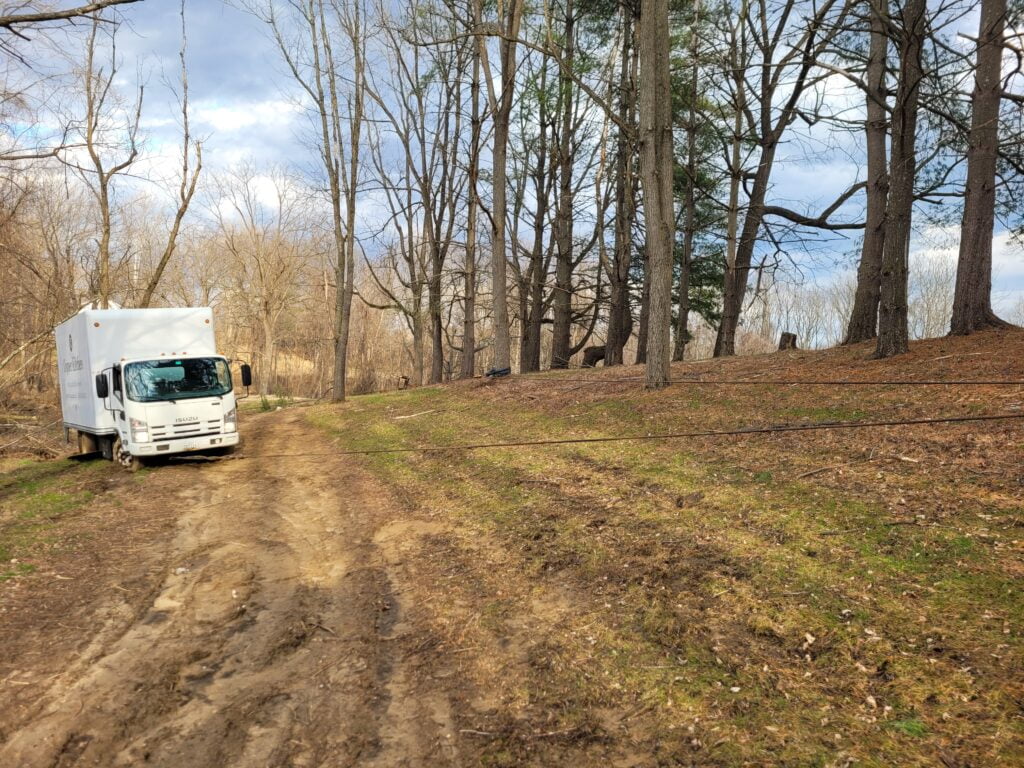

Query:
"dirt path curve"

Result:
[[1, 411, 460, 768]]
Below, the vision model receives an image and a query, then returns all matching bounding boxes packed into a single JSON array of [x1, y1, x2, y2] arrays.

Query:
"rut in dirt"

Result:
[[0, 412, 459, 768]]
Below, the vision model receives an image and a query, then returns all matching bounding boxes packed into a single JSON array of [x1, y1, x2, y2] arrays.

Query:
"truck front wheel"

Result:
[[113, 438, 143, 472]]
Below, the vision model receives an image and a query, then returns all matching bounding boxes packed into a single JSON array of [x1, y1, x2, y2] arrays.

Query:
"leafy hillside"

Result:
[[308, 330, 1024, 767]]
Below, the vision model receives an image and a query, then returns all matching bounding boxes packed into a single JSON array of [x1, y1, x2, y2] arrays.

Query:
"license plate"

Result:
[[184, 442, 198, 451]]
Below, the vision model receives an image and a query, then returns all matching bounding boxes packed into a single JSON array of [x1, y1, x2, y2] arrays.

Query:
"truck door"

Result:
[[112, 365, 128, 425]]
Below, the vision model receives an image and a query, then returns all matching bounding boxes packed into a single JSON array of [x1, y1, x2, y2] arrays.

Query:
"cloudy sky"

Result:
[[115, 1, 307, 173], [57, 0, 1024, 315]]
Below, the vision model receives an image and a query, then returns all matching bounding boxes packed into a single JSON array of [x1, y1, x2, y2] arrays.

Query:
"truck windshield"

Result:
[[124, 358, 232, 402]]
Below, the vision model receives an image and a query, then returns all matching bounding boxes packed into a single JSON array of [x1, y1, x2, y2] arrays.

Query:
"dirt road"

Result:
[[1, 411, 464, 767]]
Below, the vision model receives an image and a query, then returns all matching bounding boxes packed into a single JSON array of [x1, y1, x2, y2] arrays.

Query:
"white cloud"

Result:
[[913, 226, 1024, 288], [193, 99, 304, 133]]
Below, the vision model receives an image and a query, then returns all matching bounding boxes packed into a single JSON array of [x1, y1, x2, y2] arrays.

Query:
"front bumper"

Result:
[[133, 431, 240, 456]]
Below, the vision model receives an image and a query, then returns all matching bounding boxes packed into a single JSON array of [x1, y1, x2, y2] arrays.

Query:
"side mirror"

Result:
[[95, 373, 109, 399], [240, 364, 253, 388]]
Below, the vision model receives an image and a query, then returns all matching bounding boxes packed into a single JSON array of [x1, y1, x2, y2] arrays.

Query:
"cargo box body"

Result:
[[55, 308, 217, 434]]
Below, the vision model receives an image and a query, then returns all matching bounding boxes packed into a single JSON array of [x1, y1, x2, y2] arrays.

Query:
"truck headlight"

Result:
[[130, 417, 149, 442], [224, 406, 237, 433]]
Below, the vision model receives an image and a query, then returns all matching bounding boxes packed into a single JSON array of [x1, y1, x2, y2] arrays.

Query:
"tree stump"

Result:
[[778, 332, 798, 351]]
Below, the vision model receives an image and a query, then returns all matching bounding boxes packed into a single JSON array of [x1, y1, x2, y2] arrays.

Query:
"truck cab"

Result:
[[97, 355, 244, 468]]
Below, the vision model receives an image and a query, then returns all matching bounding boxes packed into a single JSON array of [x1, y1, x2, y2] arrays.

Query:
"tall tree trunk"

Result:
[[673, 0, 700, 362], [550, 0, 575, 369], [875, 0, 925, 358], [460, 32, 481, 379], [638, 0, 673, 388], [520, 71, 551, 374], [606, 12, 637, 367], [484, 0, 523, 373], [950, 0, 1012, 334], [332, 1, 363, 400], [844, 0, 889, 344]]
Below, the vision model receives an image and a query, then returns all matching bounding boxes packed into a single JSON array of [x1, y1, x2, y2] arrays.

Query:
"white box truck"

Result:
[[55, 307, 252, 470]]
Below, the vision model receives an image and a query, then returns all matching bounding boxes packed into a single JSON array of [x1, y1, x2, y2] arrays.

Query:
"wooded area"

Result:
[[2, 0, 1023, 401]]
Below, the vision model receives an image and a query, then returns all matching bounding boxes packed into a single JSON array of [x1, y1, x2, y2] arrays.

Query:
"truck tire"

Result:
[[113, 437, 143, 472]]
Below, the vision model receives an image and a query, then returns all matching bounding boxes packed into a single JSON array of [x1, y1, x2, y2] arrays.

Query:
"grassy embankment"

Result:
[[308, 335, 1024, 766]]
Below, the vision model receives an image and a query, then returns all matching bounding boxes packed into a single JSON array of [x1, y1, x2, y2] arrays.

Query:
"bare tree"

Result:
[[949, 0, 1014, 334], [875, 0, 926, 358], [138, 0, 202, 308], [713, 0, 856, 358], [254, 0, 365, 401], [605, 4, 638, 367], [477, 0, 523, 373], [0, 1, 141, 31], [211, 164, 313, 397], [69, 16, 143, 308], [460, 11, 482, 378], [843, 0, 889, 344]]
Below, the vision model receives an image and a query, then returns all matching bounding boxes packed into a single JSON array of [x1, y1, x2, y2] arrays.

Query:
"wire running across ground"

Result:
[[511, 377, 1024, 387], [239, 411, 1024, 458]]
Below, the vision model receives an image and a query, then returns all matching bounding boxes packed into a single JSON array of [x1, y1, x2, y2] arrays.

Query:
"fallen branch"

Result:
[[392, 409, 437, 420]]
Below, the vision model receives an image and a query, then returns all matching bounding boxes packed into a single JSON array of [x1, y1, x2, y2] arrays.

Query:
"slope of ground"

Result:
[[0, 330, 1021, 767], [304, 329, 1024, 767]]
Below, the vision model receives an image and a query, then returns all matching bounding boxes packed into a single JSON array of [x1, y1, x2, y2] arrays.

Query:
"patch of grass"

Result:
[[0, 561, 35, 582], [779, 405, 868, 422], [886, 717, 927, 738], [0, 458, 102, 581]]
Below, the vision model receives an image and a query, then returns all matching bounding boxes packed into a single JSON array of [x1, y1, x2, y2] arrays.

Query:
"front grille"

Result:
[[153, 431, 221, 442], [149, 420, 221, 441]]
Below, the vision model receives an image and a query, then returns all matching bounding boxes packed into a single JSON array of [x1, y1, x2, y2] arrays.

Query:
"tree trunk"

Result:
[[673, 0, 700, 362], [520, 72, 551, 374], [550, 0, 575, 369], [460, 32, 481, 379], [606, 12, 637, 367], [875, 0, 925, 358], [950, 0, 1012, 335], [412, 311, 425, 387], [635, 259, 650, 364], [844, 0, 888, 344], [428, 246, 444, 383], [486, 0, 523, 373], [261, 310, 275, 397], [638, 0, 673, 388]]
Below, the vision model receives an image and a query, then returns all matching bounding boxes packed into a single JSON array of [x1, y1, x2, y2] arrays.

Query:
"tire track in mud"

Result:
[[0, 411, 459, 768]]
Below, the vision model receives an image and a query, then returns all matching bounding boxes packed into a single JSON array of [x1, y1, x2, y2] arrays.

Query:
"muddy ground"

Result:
[[0, 411, 522, 768]]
